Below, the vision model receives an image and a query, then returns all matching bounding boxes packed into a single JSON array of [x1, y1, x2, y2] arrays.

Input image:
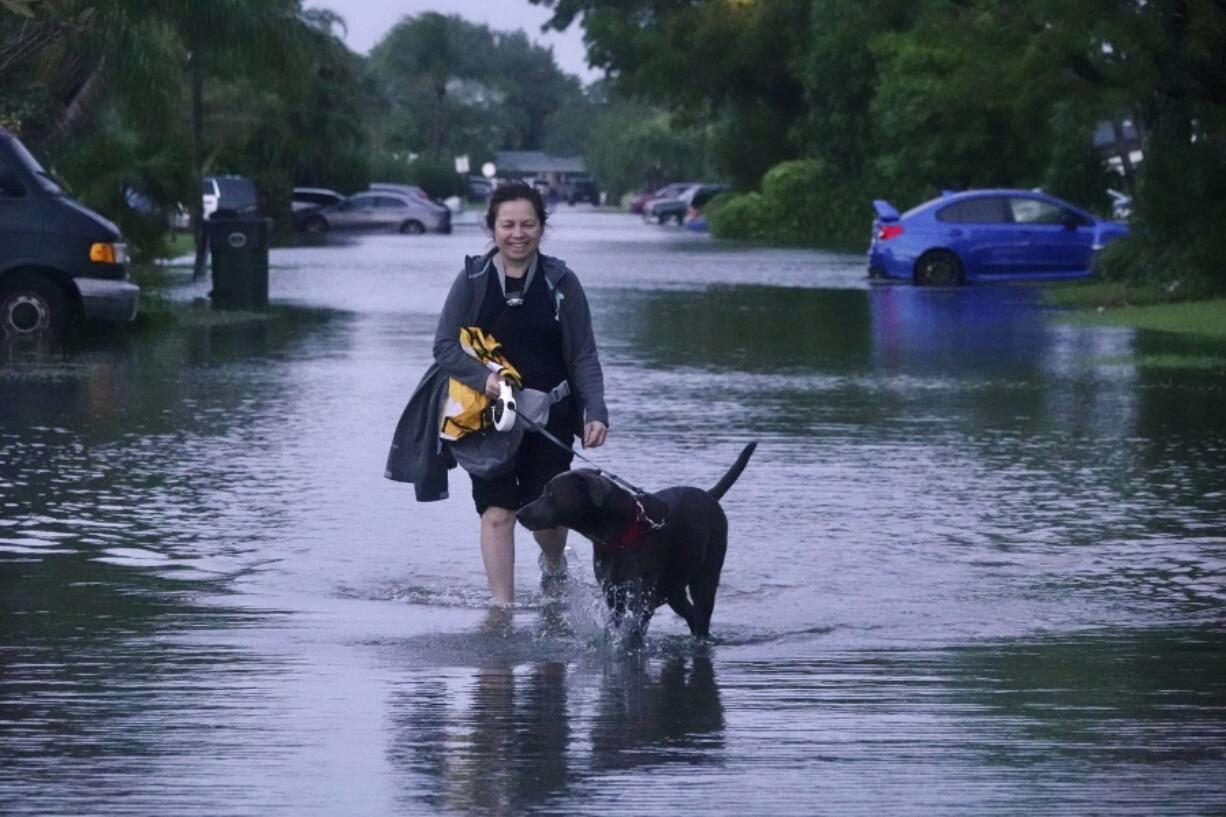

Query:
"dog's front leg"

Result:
[[625, 604, 655, 648], [604, 582, 628, 628]]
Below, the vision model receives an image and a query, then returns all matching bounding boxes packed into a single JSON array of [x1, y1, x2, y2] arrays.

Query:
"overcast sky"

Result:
[[305, 0, 600, 84]]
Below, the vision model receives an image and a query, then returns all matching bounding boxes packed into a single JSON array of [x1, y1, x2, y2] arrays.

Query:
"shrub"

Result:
[[706, 192, 780, 240], [709, 158, 871, 248]]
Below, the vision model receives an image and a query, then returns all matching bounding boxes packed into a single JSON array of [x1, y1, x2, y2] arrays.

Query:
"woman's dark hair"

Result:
[[485, 182, 547, 230]]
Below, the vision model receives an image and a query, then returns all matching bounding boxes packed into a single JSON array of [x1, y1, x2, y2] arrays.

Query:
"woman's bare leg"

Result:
[[480, 507, 516, 604]]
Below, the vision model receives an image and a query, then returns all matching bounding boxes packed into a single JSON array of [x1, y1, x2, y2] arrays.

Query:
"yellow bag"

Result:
[[440, 327, 522, 441]]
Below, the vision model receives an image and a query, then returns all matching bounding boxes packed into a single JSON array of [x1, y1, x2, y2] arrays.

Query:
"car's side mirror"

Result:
[[0, 170, 27, 197], [1062, 212, 1083, 230]]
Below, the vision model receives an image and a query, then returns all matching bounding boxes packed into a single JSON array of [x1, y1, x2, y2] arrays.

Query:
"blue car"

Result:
[[867, 189, 1129, 286]]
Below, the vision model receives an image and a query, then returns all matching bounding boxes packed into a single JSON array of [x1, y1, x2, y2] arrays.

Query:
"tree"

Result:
[[367, 13, 585, 165], [3, 0, 375, 260], [585, 100, 713, 199], [873, 0, 1226, 289], [532, 0, 812, 186]]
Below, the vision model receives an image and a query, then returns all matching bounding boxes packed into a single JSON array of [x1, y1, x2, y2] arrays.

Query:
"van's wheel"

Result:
[[400, 220, 425, 235], [0, 273, 73, 338], [914, 251, 964, 287]]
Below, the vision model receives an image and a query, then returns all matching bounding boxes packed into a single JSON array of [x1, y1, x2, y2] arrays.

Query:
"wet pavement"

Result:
[[2, 210, 1225, 815]]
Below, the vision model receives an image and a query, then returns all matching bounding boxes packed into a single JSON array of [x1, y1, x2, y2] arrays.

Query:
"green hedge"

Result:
[[708, 159, 868, 249]]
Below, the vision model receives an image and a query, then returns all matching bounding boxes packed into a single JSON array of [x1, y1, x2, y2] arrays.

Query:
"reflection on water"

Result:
[[2, 213, 1224, 815], [386, 615, 724, 817], [612, 285, 871, 372]]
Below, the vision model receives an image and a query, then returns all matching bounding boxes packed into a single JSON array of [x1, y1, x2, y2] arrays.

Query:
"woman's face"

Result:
[[493, 198, 543, 264]]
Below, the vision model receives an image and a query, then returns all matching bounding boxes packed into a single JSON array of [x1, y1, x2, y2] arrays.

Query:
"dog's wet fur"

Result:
[[518, 442, 756, 641]]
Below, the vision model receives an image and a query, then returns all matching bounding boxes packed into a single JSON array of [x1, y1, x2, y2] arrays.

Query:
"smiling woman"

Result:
[[386, 182, 609, 606]]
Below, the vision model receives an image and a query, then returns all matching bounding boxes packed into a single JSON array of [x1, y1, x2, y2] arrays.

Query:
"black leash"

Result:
[[514, 412, 649, 497], [521, 415, 666, 532], [491, 384, 667, 530]]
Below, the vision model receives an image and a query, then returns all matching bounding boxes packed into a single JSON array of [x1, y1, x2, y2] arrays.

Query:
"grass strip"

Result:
[[1057, 298, 1226, 339]]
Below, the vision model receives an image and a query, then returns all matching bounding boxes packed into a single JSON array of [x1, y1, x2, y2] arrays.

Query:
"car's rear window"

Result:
[[937, 197, 1010, 223], [1009, 197, 1070, 225], [216, 177, 256, 208]]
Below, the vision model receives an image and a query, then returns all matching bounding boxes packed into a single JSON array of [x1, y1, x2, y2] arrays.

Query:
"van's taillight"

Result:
[[877, 224, 904, 241], [90, 242, 127, 264]]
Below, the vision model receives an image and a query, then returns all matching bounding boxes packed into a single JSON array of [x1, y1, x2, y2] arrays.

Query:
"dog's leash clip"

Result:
[[634, 496, 667, 531]]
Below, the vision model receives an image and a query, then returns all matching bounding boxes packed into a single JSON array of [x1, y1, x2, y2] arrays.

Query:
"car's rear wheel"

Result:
[[914, 251, 964, 287], [0, 273, 73, 339], [302, 216, 328, 233], [400, 220, 425, 235]]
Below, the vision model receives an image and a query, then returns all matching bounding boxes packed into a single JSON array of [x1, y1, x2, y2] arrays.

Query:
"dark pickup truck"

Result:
[[0, 128, 139, 338]]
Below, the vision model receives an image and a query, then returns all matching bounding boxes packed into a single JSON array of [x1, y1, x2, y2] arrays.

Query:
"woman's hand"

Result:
[[583, 421, 608, 449], [485, 373, 503, 398]]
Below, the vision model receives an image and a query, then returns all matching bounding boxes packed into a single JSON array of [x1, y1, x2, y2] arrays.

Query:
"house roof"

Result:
[[494, 151, 586, 175]]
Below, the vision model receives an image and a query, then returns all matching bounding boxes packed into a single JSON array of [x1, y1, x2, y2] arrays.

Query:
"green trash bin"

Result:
[[206, 212, 270, 310]]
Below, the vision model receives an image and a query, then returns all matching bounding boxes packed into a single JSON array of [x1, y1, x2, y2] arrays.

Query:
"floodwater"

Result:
[[2, 211, 1224, 816]]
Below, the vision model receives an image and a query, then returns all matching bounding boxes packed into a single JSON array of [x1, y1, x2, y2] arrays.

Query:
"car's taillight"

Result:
[[876, 224, 904, 241]]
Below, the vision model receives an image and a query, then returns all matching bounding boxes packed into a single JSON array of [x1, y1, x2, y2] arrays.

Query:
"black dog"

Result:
[[518, 442, 756, 640]]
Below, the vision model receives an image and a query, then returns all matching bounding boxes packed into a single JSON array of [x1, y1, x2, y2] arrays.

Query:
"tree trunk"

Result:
[[190, 53, 208, 280], [49, 59, 106, 138]]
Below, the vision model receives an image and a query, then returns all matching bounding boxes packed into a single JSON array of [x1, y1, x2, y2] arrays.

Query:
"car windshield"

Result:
[[9, 138, 65, 195]]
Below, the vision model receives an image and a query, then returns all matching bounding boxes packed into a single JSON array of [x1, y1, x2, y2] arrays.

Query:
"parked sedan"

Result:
[[297, 191, 451, 235], [291, 187, 344, 230], [563, 178, 600, 205], [868, 189, 1129, 286], [631, 182, 695, 214], [368, 182, 434, 202], [646, 183, 728, 226], [292, 187, 343, 213]]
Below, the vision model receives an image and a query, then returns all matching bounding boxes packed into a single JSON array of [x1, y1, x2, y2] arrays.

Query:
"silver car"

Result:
[[298, 191, 451, 235]]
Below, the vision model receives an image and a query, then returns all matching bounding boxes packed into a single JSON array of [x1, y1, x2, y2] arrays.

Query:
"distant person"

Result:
[[386, 182, 608, 606]]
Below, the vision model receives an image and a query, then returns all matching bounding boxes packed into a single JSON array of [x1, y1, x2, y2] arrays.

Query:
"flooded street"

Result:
[[2, 210, 1224, 815]]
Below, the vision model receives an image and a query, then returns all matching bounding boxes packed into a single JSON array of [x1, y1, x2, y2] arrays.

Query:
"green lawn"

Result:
[[159, 231, 196, 260], [1045, 282, 1226, 339], [1057, 297, 1226, 339]]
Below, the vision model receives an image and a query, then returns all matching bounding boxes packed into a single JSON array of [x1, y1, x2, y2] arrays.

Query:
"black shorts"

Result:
[[471, 429, 574, 515]]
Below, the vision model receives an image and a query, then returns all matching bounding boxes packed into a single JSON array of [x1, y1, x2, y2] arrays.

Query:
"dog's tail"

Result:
[[708, 442, 757, 501]]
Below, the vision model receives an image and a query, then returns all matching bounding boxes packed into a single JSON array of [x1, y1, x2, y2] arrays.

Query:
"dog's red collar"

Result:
[[598, 497, 666, 550], [612, 519, 648, 549], [595, 520, 646, 551]]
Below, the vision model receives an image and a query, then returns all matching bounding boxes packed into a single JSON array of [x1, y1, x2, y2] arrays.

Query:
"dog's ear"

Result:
[[585, 471, 614, 507]]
